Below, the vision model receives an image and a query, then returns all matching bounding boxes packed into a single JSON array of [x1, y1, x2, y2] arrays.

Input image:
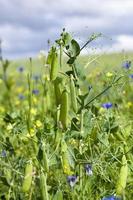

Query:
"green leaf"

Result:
[[67, 39, 80, 58], [71, 39, 80, 56], [53, 190, 63, 200], [67, 57, 76, 65]]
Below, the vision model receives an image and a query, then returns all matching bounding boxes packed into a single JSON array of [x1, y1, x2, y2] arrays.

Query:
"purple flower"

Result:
[[102, 103, 113, 109], [129, 74, 133, 79], [67, 175, 78, 187], [1, 150, 7, 157], [18, 66, 24, 72], [33, 74, 40, 82], [122, 61, 131, 69], [32, 89, 39, 95], [84, 164, 93, 176], [102, 195, 121, 200], [18, 94, 25, 100]]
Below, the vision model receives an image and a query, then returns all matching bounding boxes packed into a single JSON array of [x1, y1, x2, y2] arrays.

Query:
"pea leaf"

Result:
[[67, 39, 80, 58]]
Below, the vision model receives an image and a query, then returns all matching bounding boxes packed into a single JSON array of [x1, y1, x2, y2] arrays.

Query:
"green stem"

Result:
[[60, 44, 63, 68], [85, 76, 123, 109]]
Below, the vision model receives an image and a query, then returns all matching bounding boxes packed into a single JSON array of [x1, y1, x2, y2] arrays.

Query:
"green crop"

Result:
[[0, 29, 133, 199]]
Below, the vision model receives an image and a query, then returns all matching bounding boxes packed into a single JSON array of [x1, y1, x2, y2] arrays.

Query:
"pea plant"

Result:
[[0, 29, 132, 200]]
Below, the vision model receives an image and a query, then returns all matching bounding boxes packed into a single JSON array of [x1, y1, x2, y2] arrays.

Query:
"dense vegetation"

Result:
[[0, 30, 133, 200]]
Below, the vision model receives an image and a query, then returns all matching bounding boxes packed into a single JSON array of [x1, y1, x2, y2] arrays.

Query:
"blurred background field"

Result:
[[1, 0, 133, 199]]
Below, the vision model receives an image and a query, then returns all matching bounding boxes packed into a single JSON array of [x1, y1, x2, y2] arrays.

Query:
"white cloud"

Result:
[[0, 0, 133, 58], [112, 35, 133, 51]]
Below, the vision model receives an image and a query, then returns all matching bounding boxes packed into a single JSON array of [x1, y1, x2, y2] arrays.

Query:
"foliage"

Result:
[[0, 29, 133, 200]]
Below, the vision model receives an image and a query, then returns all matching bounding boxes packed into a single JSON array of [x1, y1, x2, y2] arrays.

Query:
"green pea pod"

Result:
[[46, 51, 52, 65], [40, 172, 49, 200], [50, 52, 59, 81], [116, 155, 128, 196], [22, 162, 33, 193], [59, 90, 68, 129], [46, 47, 55, 65], [61, 152, 72, 175], [54, 78, 62, 106], [61, 140, 71, 175], [70, 74, 77, 113]]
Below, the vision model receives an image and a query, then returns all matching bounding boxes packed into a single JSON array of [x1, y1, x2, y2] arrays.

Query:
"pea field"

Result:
[[0, 30, 133, 200]]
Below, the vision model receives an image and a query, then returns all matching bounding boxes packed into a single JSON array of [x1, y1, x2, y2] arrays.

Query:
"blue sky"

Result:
[[0, 0, 133, 58]]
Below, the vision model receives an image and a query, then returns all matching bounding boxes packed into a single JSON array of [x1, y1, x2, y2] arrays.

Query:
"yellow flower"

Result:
[[125, 101, 132, 108], [0, 106, 5, 113], [99, 107, 106, 114], [69, 139, 78, 147], [15, 100, 20, 106], [16, 87, 24, 93], [32, 97, 37, 104], [7, 123, 13, 131], [63, 165, 73, 175], [106, 72, 113, 77], [30, 108, 37, 115], [27, 128, 35, 137], [35, 120, 43, 128]]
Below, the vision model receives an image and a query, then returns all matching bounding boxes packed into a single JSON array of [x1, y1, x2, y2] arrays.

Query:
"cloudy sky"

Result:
[[0, 0, 133, 59]]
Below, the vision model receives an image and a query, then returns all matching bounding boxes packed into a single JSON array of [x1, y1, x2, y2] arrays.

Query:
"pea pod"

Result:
[[46, 51, 52, 65], [50, 51, 59, 81], [54, 78, 62, 106], [70, 74, 77, 113], [40, 172, 49, 200], [59, 89, 68, 129], [22, 162, 33, 193], [61, 140, 71, 175], [46, 47, 55, 65], [116, 155, 128, 196], [61, 152, 72, 175]]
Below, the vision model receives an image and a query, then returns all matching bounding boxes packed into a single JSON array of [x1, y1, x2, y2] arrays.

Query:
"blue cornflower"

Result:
[[32, 89, 39, 95], [18, 94, 25, 100], [84, 164, 93, 176], [102, 103, 113, 109], [33, 74, 40, 82], [102, 195, 121, 200], [1, 150, 7, 157], [67, 175, 78, 187], [129, 74, 133, 79], [122, 60, 131, 69], [18, 66, 24, 72]]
